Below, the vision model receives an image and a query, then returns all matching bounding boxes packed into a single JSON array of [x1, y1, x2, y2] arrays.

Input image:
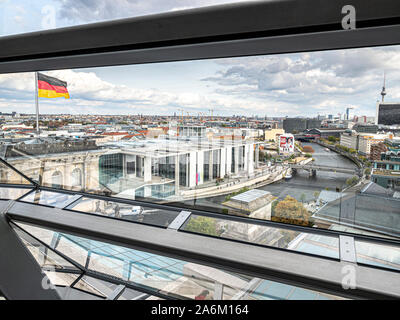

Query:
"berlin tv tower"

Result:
[[381, 72, 387, 102]]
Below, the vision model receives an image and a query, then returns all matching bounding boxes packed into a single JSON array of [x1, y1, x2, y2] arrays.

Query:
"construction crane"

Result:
[[178, 108, 184, 124]]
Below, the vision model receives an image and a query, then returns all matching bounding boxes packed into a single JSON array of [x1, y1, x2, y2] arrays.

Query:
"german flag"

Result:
[[38, 73, 70, 99]]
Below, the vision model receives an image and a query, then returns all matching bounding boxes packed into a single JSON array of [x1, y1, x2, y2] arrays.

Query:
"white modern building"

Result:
[[100, 136, 261, 199]]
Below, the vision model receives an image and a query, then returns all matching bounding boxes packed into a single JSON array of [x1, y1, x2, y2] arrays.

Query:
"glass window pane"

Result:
[[20, 190, 78, 208], [67, 197, 180, 227], [0, 186, 32, 200], [44, 271, 79, 287], [355, 240, 400, 271], [0, 161, 32, 185], [12, 225, 80, 272], [182, 214, 340, 259], [14, 222, 346, 300]]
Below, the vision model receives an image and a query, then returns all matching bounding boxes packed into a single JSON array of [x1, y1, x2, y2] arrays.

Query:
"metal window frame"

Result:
[[9, 218, 184, 300], [3, 181, 400, 256], [1, 0, 400, 73], [5, 200, 400, 300]]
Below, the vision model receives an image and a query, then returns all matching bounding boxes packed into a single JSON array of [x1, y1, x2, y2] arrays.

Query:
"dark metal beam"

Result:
[[0, 201, 60, 300], [6, 200, 400, 299], [1, 0, 400, 73]]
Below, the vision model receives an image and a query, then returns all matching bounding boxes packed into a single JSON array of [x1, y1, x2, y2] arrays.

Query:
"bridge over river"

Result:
[[288, 163, 362, 177]]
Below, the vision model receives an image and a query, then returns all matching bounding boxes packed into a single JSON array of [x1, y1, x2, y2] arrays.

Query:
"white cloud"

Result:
[[1, 45, 400, 117], [55, 0, 250, 23], [203, 45, 400, 116]]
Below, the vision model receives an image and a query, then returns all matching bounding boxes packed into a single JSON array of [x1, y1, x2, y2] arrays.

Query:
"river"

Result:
[[188, 142, 358, 211], [257, 142, 358, 202]]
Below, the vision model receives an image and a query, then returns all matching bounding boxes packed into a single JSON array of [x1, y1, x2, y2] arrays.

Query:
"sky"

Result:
[[1, 0, 400, 117]]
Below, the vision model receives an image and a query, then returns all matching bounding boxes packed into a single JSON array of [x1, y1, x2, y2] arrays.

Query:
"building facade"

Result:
[[376, 102, 400, 125], [340, 130, 359, 150], [370, 142, 388, 161], [372, 149, 400, 189], [358, 133, 390, 156], [352, 123, 378, 134], [282, 118, 321, 134]]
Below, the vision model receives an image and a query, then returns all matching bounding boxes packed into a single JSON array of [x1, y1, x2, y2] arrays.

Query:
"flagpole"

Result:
[[35, 72, 39, 137]]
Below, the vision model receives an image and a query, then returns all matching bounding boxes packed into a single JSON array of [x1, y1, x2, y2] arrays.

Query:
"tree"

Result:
[[185, 216, 221, 236], [271, 196, 313, 227], [313, 191, 320, 201], [303, 145, 314, 153], [300, 193, 306, 203], [346, 176, 359, 186]]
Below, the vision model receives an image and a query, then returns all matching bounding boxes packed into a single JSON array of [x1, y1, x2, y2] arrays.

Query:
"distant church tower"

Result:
[[381, 72, 387, 102]]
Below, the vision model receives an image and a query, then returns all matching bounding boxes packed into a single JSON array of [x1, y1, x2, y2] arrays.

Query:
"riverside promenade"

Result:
[[178, 158, 313, 200]]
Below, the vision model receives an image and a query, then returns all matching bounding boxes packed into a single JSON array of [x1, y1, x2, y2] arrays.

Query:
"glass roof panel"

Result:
[[12, 224, 80, 272], [13, 221, 345, 300], [182, 214, 340, 260], [43, 271, 79, 287], [355, 240, 400, 271], [0, 161, 32, 185], [67, 197, 181, 227], [0, 186, 32, 200], [20, 190, 79, 208]]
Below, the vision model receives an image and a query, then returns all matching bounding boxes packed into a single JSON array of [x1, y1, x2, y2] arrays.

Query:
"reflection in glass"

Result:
[[0, 161, 32, 185], [21, 190, 78, 208], [355, 240, 400, 271], [2, 45, 400, 244], [0, 186, 32, 200], [183, 214, 340, 259], [15, 222, 342, 300], [67, 197, 180, 227]]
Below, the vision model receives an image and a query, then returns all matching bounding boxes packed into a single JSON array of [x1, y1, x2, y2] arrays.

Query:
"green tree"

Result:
[[185, 216, 221, 236], [313, 191, 320, 201], [346, 176, 359, 186], [300, 193, 306, 203], [271, 196, 313, 227]]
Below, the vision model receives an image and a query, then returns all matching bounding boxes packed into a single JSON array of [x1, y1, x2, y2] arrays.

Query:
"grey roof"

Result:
[[231, 189, 271, 203], [361, 181, 395, 197], [313, 192, 400, 237], [318, 190, 344, 203]]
